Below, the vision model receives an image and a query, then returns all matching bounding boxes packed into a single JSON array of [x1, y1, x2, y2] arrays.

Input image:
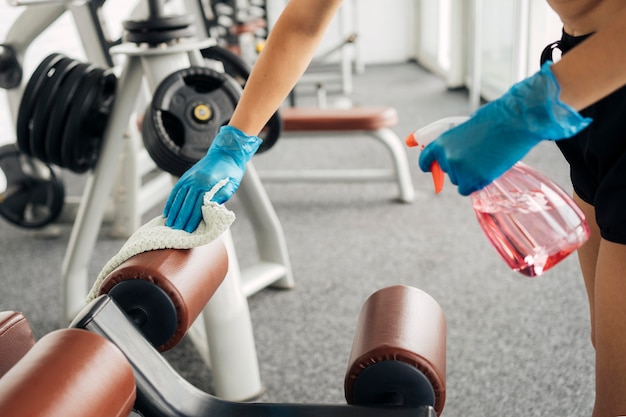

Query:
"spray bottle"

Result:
[[406, 117, 590, 277]]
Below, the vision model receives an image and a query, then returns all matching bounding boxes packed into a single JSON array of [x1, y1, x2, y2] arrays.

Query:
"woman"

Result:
[[165, 1, 626, 415]]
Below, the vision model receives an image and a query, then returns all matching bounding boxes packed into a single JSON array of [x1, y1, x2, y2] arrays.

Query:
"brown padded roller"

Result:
[[344, 285, 446, 415], [97, 238, 228, 351], [0, 328, 135, 417], [0, 311, 36, 378]]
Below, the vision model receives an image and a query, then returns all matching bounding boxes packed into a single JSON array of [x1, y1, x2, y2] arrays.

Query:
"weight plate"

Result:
[[202, 45, 250, 85], [0, 144, 64, 228], [124, 27, 196, 44], [257, 114, 282, 153], [61, 67, 116, 173], [30, 57, 79, 162], [123, 16, 195, 44], [45, 62, 94, 166], [201, 45, 281, 153], [0, 44, 22, 89], [123, 15, 194, 32], [142, 66, 241, 177], [16, 53, 65, 156]]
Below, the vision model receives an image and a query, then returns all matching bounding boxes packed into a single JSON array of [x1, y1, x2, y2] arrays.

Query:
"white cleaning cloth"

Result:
[[86, 179, 235, 302]]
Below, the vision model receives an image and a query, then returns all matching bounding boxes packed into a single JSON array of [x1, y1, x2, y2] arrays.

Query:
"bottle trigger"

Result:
[[430, 161, 445, 194], [405, 132, 444, 193]]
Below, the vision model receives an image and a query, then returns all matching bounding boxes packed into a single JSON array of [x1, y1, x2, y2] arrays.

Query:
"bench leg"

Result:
[[371, 128, 415, 203], [257, 128, 416, 203]]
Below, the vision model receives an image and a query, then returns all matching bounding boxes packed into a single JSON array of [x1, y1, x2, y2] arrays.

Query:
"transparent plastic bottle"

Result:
[[406, 117, 590, 277]]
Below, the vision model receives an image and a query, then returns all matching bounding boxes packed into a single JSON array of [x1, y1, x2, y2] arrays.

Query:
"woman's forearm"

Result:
[[229, 0, 344, 136]]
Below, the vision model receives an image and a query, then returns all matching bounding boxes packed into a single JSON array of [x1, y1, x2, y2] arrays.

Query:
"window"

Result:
[[415, 0, 562, 106]]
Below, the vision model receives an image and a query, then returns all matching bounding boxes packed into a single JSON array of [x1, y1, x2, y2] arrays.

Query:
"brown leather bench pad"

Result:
[[97, 238, 228, 351], [0, 311, 35, 378], [0, 328, 135, 417], [281, 106, 399, 132], [345, 285, 446, 415]]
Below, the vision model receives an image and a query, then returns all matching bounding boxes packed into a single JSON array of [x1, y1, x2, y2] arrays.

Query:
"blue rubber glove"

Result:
[[419, 61, 592, 196], [163, 125, 262, 232]]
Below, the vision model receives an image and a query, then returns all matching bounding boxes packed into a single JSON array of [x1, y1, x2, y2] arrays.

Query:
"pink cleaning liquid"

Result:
[[471, 162, 590, 277]]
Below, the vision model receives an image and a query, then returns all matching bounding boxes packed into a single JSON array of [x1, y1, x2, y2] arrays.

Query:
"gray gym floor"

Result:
[[0, 56, 594, 416]]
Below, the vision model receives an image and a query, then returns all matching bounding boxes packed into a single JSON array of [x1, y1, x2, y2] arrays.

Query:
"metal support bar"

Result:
[[236, 163, 295, 291], [72, 295, 437, 417]]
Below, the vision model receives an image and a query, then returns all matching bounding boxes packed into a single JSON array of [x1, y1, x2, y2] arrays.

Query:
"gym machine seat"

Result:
[[0, 328, 136, 417], [0, 311, 35, 377], [0, 241, 446, 417], [258, 106, 415, 203], [94, 238, 229, 352], [345, 285, 446, 415], [282, 106, 398, 131]]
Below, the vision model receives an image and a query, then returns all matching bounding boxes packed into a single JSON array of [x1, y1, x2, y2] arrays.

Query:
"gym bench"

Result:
[[258, 106, 416, 203], [0, 239, 446, 416]]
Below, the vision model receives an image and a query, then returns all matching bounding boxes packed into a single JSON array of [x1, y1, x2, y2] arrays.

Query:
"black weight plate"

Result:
[[257, 111, 283, 153], [61, 68, 116, 173], [123, 15, 194, 32], [143, 66, 241, 177], [0, 144, 64, 228], [59, 67, 103, 172], [201, 45, 281, 153], [201, 45, 251, 85], [0, 44, 22, 89], [141, 104, 183, 175], [30, 57, 79, 162], [45, 62, 94, 166], [16, 53, 65, 156], [124, 27, 196, 45]]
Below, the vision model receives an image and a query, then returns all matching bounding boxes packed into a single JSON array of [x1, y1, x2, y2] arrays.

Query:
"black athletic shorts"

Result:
[[540, 30, 626, 244]]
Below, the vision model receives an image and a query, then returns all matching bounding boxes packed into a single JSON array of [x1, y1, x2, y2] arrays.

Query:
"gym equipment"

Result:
[[201, 45, 282, 153], [0, 328, 137, 417], [16, 53, 117, 173], [201, 0, 268, 59], [123, 14, 196, 45], [95, 238, 228, 352], [345, 285, 446, 414], [0, 143, 65, 228], [259, 106, 416, 203], [74, 287, 442, 417], [1, 0, 392, 401], [2, 0, 294, 401], [142, 65, 243, 177], [0, 311, 35, 378], [0, 44, 22, 89], [202, 45, 252, 85], [0, 239, 446, 416]]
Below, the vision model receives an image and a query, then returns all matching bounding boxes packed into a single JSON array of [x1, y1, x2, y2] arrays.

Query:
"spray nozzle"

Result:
[[405, 116, 469, 194]]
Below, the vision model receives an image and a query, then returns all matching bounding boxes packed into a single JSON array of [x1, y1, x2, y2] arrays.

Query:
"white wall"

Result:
[[354, 0, 415, 64], [267, 0, 417, 66]]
